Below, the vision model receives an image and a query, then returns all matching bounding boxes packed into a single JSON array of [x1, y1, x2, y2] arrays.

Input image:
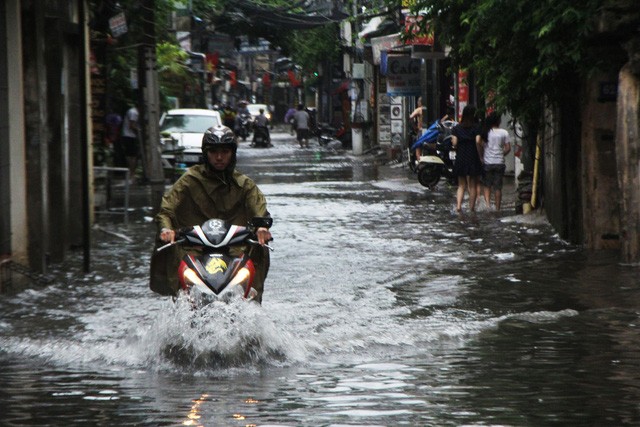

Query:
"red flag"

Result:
[[230, 70, 237, 87], [287, 70, 300, 87], [263, 73, 271, 87], [205, 52, 219, 72]]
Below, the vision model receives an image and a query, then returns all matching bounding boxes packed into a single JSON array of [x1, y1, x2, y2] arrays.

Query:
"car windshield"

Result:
[[248, 105, 267, 115], [160, 114, 220, 133]]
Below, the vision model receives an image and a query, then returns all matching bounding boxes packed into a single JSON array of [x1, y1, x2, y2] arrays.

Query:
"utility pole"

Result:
[[138, 0, 165, 211]]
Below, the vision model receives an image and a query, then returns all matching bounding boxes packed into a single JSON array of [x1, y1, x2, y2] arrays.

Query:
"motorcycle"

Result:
[[409, 120, 458, 188], [314, 123, 338, 146], [252, 125, 272, 148], [235, 113, 252, 141], [314, 122, 351, 148], [156, 217, 273, 306]]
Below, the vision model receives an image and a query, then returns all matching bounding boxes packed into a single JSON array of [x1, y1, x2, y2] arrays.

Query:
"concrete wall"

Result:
[[0, 1, 88, 276], [581, 73, 621, 250], [542, 83, 584, 244], [1, 0, 28, 263], [616, 65, 640, 262]]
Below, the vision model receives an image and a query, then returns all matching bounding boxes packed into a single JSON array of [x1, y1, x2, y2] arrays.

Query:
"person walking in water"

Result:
[[293, 103, 310, 148], [479, 112, 511, 210], [451, 105, 483, 212]]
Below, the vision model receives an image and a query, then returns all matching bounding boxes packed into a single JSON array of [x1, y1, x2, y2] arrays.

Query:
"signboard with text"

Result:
[[386, 56, 421, 96]]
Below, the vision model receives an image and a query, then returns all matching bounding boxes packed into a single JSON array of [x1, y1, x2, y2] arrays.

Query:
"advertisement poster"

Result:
[[377, 94, 391, 145]]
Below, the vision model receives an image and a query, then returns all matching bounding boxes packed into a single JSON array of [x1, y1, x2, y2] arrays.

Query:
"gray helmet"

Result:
[[201, 125, 237, 158]]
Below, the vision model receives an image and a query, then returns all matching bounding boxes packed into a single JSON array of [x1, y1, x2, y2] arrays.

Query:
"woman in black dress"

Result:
[[451, 105, 483, 212]]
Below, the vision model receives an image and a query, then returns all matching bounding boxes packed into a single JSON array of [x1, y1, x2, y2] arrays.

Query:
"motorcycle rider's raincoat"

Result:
[[149, 164, 270, 302]]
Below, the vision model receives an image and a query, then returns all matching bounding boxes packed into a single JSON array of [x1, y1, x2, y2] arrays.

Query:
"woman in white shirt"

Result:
[[479, 113, 511, 210]]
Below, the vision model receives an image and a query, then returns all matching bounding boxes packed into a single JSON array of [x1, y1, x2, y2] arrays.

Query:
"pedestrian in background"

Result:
[[409, 96, 425, 159], [104, 109, 122, 148], [284, 105, 296, 135], [222, 104, 236, 129], [293, 103, 310, 148], [479, 112, 511, 210], [451, 105, 483, 212], [120, 104, 139, 184]]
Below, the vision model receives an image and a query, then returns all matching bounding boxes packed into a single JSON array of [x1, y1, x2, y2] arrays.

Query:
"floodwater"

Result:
[[1, 131, 640, 426]]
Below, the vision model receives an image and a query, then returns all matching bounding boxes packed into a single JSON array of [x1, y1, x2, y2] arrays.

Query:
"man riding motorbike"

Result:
[[252, 108, 271, 147], [149, 125, 272, 303]]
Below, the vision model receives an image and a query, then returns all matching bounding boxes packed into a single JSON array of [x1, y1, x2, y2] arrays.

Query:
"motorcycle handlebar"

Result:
[[247, 238, 275, 251], [156, 238, 186, 253], [156, 236, 273, 253]]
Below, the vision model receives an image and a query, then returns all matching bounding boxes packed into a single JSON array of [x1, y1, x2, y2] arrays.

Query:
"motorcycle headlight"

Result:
[[228, 267, 251, 289], [183, 267, 214, 295], [219, 267, 255, 300]]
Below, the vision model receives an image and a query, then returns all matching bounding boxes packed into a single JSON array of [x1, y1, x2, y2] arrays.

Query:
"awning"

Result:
[[358, 16, 385, 39], [370, 33, 402, 65]]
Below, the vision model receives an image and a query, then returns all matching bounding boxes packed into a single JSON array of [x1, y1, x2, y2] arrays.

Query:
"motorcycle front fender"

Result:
[[418, 155, 445, 166]]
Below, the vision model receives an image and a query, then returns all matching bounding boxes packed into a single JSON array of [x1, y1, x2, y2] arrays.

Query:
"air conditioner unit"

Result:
[[352, 63, 365, 79]]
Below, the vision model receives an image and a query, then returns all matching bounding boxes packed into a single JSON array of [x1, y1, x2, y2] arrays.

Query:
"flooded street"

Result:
[[1, 131, 640, 426]]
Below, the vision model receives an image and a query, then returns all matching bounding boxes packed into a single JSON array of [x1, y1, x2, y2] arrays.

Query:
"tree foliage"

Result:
[[95, 0, 343, 108], [191, 0, 342, 70], [405, 0, 621, 128], [286, 24, 342, 73]]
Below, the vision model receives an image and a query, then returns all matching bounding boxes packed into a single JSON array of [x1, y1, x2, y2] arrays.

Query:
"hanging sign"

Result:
[[109, 12, 128, 37], [386, 55, 421, 96]]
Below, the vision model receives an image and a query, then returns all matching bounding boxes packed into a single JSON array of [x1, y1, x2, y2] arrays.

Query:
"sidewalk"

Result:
[[379, 155, 521, 212]]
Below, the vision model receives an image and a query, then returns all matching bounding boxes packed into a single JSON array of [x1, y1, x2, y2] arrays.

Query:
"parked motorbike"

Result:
[[314, 122, 351, 148], [156, 217, 273, 307], [409, 120, 458, 188], [314, 123, 337, 146], [252, 125, 272, 148], [235, 113, 252, 141]]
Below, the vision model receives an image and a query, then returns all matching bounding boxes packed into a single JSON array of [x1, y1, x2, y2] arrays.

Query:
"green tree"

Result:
[[403, 0, 618, 137], [191, 0, 342, 71]]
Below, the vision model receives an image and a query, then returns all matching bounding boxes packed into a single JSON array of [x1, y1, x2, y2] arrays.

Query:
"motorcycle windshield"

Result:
[[185, 219, 250, 248]]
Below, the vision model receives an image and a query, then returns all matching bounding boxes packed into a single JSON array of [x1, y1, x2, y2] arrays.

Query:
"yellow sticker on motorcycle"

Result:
[[206, 258, 227, 275]]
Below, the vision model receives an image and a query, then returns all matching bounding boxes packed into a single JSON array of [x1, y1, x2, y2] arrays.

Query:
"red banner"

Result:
[[287, 70, 301, 87], [457, 69, 469, 118]]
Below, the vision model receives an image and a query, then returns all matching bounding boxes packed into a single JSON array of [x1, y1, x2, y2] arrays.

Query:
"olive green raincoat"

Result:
[[149, 164, 270, 302]]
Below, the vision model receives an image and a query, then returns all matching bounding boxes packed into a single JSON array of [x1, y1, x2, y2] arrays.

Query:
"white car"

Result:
[[159, 108, 222, 167], [246, 103, 271, 122]]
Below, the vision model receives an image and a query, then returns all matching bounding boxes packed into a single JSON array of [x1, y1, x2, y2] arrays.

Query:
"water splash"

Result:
[[138, 295, 307, 372]]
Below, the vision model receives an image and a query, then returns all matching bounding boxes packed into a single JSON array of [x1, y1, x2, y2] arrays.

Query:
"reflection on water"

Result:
[[1, 133, 639, 426]]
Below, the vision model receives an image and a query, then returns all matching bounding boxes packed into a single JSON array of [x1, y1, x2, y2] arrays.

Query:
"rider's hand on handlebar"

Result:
[[160, 228, 175, 243], [256, 227, 272, 246]]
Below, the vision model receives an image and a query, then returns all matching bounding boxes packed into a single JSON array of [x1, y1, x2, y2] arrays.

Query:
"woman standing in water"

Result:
[[451, 105, 483, 212], [479, 112, 511, 210]]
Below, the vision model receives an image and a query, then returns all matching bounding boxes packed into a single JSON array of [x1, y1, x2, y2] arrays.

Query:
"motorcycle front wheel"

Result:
[[417, 163, 442, 188]]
